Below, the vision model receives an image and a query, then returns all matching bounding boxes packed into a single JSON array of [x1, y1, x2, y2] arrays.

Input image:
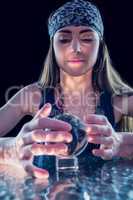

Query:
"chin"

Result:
[[65, 68, 92, 76]]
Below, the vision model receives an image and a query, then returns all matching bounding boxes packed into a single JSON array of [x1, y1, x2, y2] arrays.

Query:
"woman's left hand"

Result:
[[85, 114, 121, 160]]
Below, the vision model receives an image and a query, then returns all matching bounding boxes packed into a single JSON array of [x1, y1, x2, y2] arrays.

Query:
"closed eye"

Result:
[[59, 39, 71, 44], [81, 38, 95, 43]]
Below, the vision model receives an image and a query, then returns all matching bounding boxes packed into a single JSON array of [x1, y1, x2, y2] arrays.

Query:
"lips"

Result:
[[67, 59, 85, 62], [68, 60, 84, 61], [67, 56, 85, 61], [67, 61, 85, 65]]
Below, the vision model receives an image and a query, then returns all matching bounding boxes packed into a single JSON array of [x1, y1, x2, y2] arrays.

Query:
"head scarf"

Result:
[[48, 0, 104, 38]]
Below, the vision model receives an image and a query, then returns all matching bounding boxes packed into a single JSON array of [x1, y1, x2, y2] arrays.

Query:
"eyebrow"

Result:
[[58, 29, 94, 34]]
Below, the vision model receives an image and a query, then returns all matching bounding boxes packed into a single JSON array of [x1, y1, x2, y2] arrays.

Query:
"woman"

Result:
[[0, 0, 133, 178]]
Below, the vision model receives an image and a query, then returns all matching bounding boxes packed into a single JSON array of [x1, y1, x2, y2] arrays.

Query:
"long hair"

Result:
[[39, 39, 60, 88], [39, 39, 133, 96]]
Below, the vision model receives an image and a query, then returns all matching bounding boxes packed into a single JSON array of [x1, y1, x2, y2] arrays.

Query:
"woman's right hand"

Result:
[[14, 103, 72, 179]]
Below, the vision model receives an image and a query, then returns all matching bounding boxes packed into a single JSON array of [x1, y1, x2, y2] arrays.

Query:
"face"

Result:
[[53, 26, 100, 76]]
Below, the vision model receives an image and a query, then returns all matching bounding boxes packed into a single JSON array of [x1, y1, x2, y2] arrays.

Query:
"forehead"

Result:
[[55, 25, 97, 35]]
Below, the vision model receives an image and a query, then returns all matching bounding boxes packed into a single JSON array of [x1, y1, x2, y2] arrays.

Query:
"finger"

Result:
[[85, 114, 109, 125], [85, 124, 112, 137], [36, 130, 72, 143], [22, 129, 44, 145], [23, 161, 49, 179], [31, 143, 68, 156], [19, 145, 33, 160], [34, 103, 52, 119], [117, 145, 133, 158], [92, 148, 113, 160], [120, 133, 133, 145], [88, 136, 114, 145], [26, 117, 72, 132], [34, 179, 49, 192], [22, 129, 72, 145]]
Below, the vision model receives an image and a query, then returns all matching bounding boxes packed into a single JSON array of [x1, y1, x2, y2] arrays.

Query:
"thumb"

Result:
[[34, 103, 52, 119]]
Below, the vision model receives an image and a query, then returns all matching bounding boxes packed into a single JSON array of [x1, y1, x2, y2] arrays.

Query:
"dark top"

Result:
[[33, 87, 118, 171]]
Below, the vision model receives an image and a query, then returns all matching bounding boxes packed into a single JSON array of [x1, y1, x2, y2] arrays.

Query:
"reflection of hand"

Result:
[[0, 164, 49, 199], [85, 114, 121, 160], [47, 180, 76, 200], [14, 103, 72, 178]]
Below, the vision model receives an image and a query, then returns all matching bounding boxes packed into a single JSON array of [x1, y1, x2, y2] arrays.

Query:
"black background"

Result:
[[0, 0, 133, 135]]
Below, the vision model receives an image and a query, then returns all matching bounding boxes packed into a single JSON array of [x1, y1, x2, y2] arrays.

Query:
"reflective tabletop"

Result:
[[0, 159, 133, 200]]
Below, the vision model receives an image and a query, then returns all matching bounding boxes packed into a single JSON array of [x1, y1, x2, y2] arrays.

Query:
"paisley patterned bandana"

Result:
[[48, 0, 104, 38]]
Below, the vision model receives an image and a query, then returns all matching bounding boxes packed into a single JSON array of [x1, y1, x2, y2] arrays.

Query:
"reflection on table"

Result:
[[0, 159, 133, 200]]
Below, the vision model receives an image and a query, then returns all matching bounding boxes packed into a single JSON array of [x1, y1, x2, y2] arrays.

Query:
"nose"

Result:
[[70, 38, 81, 53]]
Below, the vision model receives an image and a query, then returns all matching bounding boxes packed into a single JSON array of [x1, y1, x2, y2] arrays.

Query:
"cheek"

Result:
[[53, 43, 65, 67], [85, 42, 99, 65]]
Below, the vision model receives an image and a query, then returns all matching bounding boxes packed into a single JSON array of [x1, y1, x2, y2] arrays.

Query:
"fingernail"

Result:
[[44, 103, 51, 108], [67, 134, 72, 143], [34, 169, 49, 179], [86, 127, 91, 133], [64, 146, 68, 152], [62, 145, 68, 154], [92, 149, 96, 154], [88, 137, 93, 142]]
